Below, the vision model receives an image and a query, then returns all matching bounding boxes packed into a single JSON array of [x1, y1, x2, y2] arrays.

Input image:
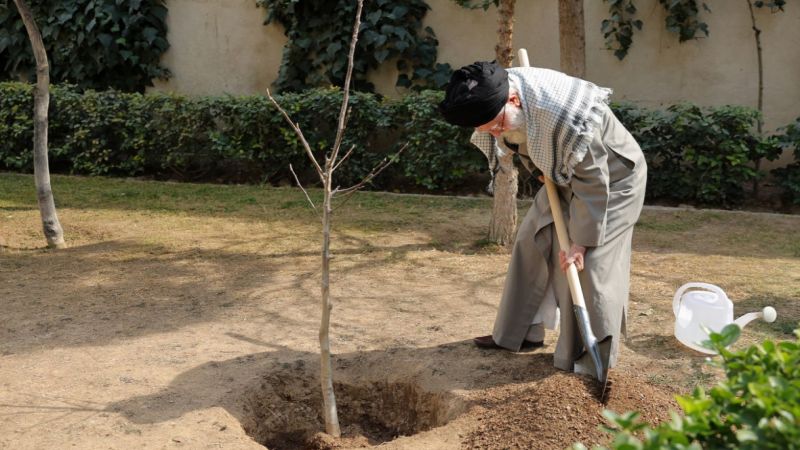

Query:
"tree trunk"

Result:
[[13, 0, 65, 249], [319, 167, 340, 437], [559, 0, 586, 78], [746, 0, 764, 197], [489, 0, 518, 246]]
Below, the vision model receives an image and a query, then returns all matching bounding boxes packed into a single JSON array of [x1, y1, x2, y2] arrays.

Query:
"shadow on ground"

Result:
[[107, 339, 557, 423]]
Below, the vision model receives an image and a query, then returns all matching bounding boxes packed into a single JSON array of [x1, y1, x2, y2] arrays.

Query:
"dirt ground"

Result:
[[1, 175, 798, 449]]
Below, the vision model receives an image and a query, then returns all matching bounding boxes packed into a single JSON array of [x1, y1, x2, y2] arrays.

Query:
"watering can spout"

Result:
[[733, 306, 778, 330]]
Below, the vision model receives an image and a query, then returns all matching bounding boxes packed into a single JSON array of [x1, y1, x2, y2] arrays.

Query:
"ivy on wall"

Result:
[[601, 0, 643, 60], [659, 0, 710, 42], [450, 0, 498, 10], [257, 0, 452, 92], [602, 0, 710, 60], [0, 0, 170, 92]]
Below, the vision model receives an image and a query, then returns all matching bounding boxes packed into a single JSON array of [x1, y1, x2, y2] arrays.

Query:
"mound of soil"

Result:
[[241, 352, 678, 450], [462, 372, 678, 450]]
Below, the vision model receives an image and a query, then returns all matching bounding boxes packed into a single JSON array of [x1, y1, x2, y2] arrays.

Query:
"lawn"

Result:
[[1, 173, 798, 449]]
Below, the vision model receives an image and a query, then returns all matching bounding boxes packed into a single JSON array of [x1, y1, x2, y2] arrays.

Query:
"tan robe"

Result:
[[491, 103, 647, 370]]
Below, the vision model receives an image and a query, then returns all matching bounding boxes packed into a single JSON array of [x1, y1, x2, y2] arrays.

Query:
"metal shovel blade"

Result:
[[574, 335, 613, 383], [575, 334, 613, 400], [572, 302, 613, 400]]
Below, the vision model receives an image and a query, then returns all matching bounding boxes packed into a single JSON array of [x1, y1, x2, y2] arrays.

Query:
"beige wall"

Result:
[[151, 0, 287, 96], [152, 0, 800, 154]]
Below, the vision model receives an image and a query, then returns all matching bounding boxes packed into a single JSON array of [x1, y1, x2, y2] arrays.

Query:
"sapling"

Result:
[[265, 0, 405, 437]]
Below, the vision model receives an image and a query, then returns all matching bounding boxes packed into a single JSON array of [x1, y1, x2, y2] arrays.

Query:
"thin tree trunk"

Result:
[[746, 0, 764, 197], [559, 0, 586, 78], [489, 0, 518, 246], [267, 1, 404, 437], [319, 168, 340, 437], [13, 0, 65, 249]]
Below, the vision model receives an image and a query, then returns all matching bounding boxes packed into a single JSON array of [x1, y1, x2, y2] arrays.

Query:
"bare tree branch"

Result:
[[332, 144, 357, 172], [332, 144, 408, 209], [266, 89, 325, 180], [329, 0, 363, 166], [289, 164, 318, 211]]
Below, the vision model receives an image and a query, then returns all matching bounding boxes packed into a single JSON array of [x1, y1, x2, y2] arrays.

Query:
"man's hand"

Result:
[[559, 244, 586, 272]]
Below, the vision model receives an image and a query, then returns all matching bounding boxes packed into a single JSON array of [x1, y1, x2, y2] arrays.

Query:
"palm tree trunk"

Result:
[[13, 0, 65, 249]]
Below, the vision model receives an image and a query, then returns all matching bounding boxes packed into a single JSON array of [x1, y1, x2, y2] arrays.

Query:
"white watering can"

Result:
[[673, 282, 777, 354]]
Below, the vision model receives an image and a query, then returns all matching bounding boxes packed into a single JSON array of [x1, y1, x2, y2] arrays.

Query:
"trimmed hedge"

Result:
[[0, 82, 794, 205], [774, 117, 800, 206], [0, 82, 484, 192], [612, 102, 783, 207]]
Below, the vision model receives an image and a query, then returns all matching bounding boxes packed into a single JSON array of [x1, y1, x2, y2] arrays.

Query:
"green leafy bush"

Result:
[[391, 90, 484, 190], [575, 325, 800, 450], [0, 82, 482, 191], [611, 103, 782, 207], [0, 0, 170, 92], [2, 81, 793, 202], [773, 117, 800, 206]]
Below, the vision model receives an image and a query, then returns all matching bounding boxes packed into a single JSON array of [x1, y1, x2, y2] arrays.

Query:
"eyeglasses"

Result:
[[478, 105, 506, 135]]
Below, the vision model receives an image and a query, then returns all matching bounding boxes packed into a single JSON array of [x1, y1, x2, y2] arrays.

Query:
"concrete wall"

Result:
[[151, 0, 287, 96], [151, 0, 800, 162]]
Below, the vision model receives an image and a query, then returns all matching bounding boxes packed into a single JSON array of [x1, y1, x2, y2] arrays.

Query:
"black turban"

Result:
[[438, 61, 509, 128]]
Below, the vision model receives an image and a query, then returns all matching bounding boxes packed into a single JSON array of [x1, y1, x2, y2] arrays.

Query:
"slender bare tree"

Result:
[[266, 0, 404, 437], [488, 0, 518, 246], [13, 0, 65, 249], [559, 0, 586, 78], [746, 0, 765, 198]]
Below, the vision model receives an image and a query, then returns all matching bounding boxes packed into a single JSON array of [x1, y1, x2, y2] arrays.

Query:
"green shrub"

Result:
[[773, 118, 800, 206], [391, 90, 483, 190], [611, 103, 782, 207], [0, 82, 484, 191], [575, 325, 800, 450], [2, 82, 791, 203]]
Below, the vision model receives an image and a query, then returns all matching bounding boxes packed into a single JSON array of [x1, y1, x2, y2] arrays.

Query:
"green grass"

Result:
[[634, 210, 724, 233], [0, 173, 486, 213], [0, 172, 493, 240]]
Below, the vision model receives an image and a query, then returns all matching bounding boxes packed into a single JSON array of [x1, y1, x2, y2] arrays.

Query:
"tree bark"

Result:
[[746, 0, 764, 197], [559, 0, 586, 78], [319, 168, 340, 437], [489, 0, 518, 247], [13, 0, 65, 249]]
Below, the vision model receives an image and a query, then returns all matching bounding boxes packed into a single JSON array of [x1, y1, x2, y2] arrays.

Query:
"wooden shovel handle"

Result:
[[517, 48, 587, 309]]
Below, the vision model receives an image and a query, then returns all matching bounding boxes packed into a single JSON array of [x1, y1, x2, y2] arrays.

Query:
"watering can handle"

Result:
[[672, 282, 728, 317]]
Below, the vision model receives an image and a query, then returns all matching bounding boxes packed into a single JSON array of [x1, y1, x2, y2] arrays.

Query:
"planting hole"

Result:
[[240, 368, 465, 449]]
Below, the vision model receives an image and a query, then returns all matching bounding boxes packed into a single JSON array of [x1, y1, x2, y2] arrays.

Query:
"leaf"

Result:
[[366, 10, 381, 24], [736, 429, 758, 442], [142, 27, 158, 44], [98, 33, 113, 48], [719, 324, 742, 347], [375, 49, 389, 63], [326, 41, 342, 58]]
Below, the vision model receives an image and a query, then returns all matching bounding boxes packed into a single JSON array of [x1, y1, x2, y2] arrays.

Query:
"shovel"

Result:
[[517, 49, 613, 399]]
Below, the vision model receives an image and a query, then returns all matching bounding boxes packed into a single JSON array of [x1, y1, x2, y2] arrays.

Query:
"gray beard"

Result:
[[502, 127, 527, 145]]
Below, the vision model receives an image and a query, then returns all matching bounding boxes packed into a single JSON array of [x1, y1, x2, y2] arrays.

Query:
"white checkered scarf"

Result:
[[470, 67, 612, 186]]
